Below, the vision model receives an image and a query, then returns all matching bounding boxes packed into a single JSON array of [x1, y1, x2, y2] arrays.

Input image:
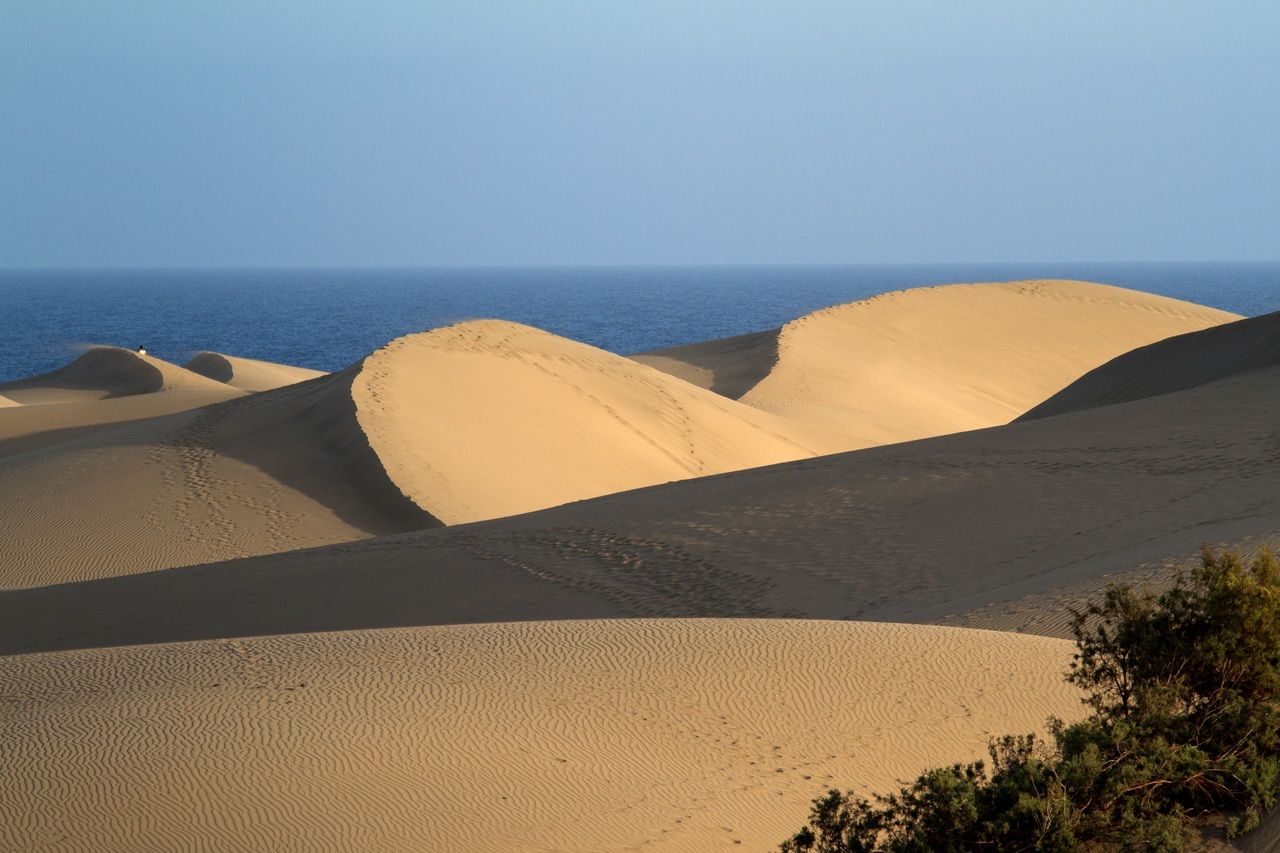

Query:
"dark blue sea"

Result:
[[0, 263, 1276, 383]]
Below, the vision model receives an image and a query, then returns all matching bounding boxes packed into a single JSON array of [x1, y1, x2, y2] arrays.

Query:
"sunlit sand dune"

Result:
[[351, 319, 847, 524], [8, 354, 1277, 653], [0, 619, 1080, 853], [1020, 309, 1280, 421], [0, 394, 17, 407], [0, 320, 850, 587], [185, 351, 327, 392], [0, 345, 232, 404], [638, 280, 1237, 446]]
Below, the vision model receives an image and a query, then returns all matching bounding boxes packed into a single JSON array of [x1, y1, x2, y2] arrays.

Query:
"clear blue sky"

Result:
[[2, 2, 1276, 266]]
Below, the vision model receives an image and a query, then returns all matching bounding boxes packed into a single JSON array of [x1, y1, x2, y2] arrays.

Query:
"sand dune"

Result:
[[350, 320, 847, 524], [0, 619, 1080, 853], [0, 365, 429, 589], [185, 351, 327, 392], [0, 284, 1272, 852], [0, 393, 18, 408], [8, 355, 1277, 653], [0, 320, 852, 587], [0, 346, 232, 404], [638, 281, 1237, 446], [1020, 309, 1280, 421]]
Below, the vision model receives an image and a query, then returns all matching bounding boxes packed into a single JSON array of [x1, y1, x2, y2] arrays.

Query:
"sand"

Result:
[[0, 393, 18, 408], [1020, 309, 1280, 421], [0, 365, 428, 589], [8, 354, 1277, 653], [639, 280, 1237, 446], [0, 619, 1081, 853], [633, 328, 779, 398], [0, 320, 853, 587], [0, 282, 1271, 851], [185, 351, 327, 392], [0, 346, 233, 404], [351, 320, 847, 524]]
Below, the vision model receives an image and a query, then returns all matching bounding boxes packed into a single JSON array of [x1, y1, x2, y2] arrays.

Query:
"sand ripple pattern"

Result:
[[0, 620, 1079, 852]]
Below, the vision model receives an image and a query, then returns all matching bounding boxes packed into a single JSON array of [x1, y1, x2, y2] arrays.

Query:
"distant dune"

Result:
[[637, 280, 1237, 446], [0, 364, 429, 589], [1019, 310, 1280, 421], [351, 320, 847, 524], [0, 620, 1080, 852], [0, 389, 245, 461], [185, 351, 327, 392], [0, 394, 18, 408], [0, 345, 231, 404]]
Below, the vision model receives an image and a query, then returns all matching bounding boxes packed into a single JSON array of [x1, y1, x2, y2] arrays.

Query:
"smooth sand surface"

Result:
[[1020, 310, 1280, 421], [0, 393, 18, 408], [0, 620, 1080, 853], [351, 320, 847, 524], [185, 351, 327, 392], [0, 366, 429, 589], [8, 359, 1276, 654], [640, 281, 1237, 446], [0, 346, 233, 404]]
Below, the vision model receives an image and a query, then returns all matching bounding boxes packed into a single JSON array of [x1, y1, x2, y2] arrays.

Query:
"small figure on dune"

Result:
[[137, 344, 147, 355]]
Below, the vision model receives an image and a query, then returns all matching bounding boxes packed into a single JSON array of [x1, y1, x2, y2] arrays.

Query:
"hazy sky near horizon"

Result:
[[2, 2, 1277, 267]]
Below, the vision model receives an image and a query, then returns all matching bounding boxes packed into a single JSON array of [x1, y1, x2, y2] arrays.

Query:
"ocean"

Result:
[[0, 262, 1276, 383]]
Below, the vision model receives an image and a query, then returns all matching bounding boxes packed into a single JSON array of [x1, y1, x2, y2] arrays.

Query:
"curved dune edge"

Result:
[[0, 346, 232, 404], [641, 281, 1238, 447], [0, 393, 18, 407], [0, 619, 1081, 853], [185, 351, 327, 392], [1019, 309, 1280, 422], [350, 320, 849, 525]]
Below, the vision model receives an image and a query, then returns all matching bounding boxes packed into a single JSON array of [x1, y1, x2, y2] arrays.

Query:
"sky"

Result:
[[1, 2, 1277, 267]]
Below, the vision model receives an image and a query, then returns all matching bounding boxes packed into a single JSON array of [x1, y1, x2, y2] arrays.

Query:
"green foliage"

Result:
[[779, 549, 1280, 852]]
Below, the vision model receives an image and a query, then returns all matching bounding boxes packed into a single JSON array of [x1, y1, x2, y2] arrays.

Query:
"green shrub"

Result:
[[779, 548, 1280, 852]]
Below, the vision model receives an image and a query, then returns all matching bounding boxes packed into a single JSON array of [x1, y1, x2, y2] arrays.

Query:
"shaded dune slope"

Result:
[[0, 366, 432, 589], [0, 620, 1080, 853], [0, 390, 245, 460], [1019, 309, 1280, 421], [639, 281, 1237, 446], [185, 351, 327, 392], [632, 328, 779, 398], [8, 360, 1277, 654], [0, 346, 231, 404], [351, 320, 847, 525]]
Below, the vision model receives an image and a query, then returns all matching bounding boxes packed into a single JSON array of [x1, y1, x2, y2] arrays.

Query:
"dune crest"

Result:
[[640, 281, 1238, 446], [185, 351, 327, 392], [1019, 309, 1280, 421], [351, 320, 848, 524], [0, 620, 1080, 852], [0, 393, 18, 408], [0, 346, 231, 404]]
